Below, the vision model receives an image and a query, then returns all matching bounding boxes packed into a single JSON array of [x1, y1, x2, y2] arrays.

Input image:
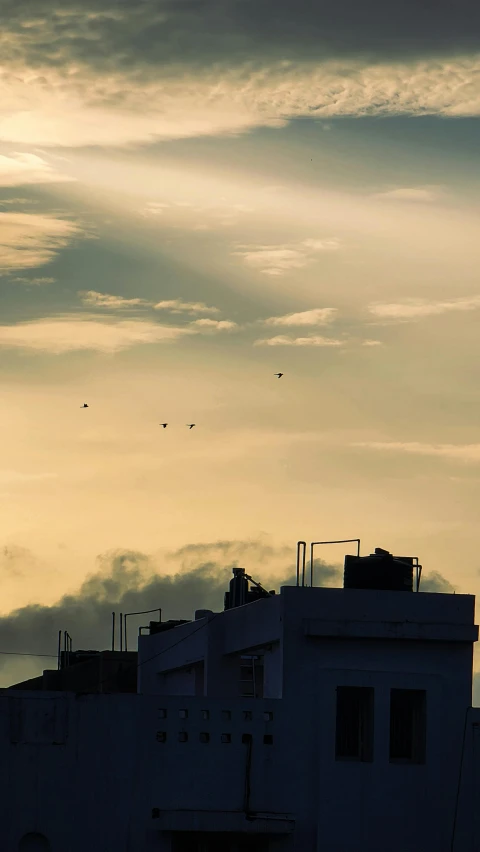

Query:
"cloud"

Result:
[[254, 335, 344, 347], [420, 571, 455, 593], [352, 441, 480, 463], [264, 308, 337, 327], [0, 540, 303, 681], [154, 299, 220, 315], [0, 471, 57, 486], [0, 213, 81, 271], [190, 319, 238, 331], [362, 339, 383, 346], [0, 152, 72, 187], [369, 295, 480, 321], [11, 276, 56, 285], [234, 239, 339, 276], [0, 316, 192, 354], [371, 186, 440, 202], [79, 290, 149, 309]]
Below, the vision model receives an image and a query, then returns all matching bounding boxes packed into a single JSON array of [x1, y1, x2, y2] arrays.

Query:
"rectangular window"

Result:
[[335, 686, 374, 762], [389, 689, 426, 764]]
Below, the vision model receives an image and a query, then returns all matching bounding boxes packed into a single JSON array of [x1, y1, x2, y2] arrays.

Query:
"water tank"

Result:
[[344, 548, 414, 592]]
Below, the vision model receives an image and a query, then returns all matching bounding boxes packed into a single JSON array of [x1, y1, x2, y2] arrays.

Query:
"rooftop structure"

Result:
[[1, 541, 479, 852]]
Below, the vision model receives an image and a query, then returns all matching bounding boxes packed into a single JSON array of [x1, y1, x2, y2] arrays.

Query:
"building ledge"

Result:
[[151, 809, 295, 834], [304, 618, 478, 643]]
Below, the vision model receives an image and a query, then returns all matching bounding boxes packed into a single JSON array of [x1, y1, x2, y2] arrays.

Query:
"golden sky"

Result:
[[1, 0, 480, 685]]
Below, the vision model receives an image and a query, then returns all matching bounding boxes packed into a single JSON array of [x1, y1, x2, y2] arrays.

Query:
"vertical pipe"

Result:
[[120, 613, 123, 652], [57, 630, 62, 670], [125, 614, 128, 653], [310, 542, 314, 588], [112, 612, 116, 652]]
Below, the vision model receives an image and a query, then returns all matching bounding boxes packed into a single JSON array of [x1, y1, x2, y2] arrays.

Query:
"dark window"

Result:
[[335, 686, 374, 762], [155, 731, 166, 743], [199, 732, 210, 743], [221, 733, 231, 743], [390, 689, 426, 764], [263, 734, 273, 745]]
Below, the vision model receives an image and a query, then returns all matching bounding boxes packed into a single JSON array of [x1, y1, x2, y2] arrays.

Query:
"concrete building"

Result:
[[1, 545, 479, 851]]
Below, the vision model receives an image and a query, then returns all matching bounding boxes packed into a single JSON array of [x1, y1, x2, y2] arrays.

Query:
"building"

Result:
[[1, 544, 479, 851]]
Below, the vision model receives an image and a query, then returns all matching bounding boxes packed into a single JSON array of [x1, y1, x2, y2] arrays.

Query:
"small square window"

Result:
[[243, 710, 253, 721], [179, 709, 188, 719], [199, 732, 210, 743], [178, 732, 188, 742], [263, 711, 273, 722], [158, 708, 167, 719], [221, 733, 231, 743], [263, 734, 273, 745], [221, 710, 231, 721], [201, 710, 210, 721], [242, 733, 252, 745], [156, 731, 166, 743]]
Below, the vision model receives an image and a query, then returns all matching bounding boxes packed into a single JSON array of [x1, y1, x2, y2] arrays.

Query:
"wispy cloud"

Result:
[[190, 318, 238, 331], [0, 213, 81, 271], [79, 290, 149, 309], [0, 152, 73, 187], [254, 335, 344, 347], [2, 57, 480, 147], [154, 299, 220, 315], [352, 441, 480, 462], [0, 470, 57, 485], [369, 295, 480, 321], [371, 186, 441, 202], [263, 308, 337, 326], [234, 239, 339, 276], [0, 317, 192, 354], [11, 276, 56, 286]]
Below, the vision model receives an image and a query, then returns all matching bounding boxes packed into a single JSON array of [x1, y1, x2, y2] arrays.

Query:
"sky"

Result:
[[1, 0, 480, 688]]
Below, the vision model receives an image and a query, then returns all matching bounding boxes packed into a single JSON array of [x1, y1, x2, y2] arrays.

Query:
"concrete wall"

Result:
[[1, 585, 477, 852]]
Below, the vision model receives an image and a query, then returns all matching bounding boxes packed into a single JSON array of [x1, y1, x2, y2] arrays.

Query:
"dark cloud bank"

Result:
[[0, 539, 456, 686], [2, 0, 479, 75]]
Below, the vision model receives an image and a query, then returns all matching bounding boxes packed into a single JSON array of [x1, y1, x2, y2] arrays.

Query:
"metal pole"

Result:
[[119, 613, 123, 652], [112, 612, 116, 652], [309, 539, 361, 588], [57, 630, 62, 670]]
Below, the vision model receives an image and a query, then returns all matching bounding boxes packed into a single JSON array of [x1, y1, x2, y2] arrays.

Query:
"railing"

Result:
[[296, 538, 361, 587]]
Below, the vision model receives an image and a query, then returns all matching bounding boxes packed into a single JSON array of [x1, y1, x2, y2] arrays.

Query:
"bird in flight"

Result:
[[274, 373, 284, 378], [159, 423, 168, 428], [187, 424, 196, 429], [81, 403, 89, 408]]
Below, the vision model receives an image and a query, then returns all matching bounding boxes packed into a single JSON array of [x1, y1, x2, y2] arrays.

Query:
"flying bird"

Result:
[[81, 403, 89, 408], [274, 373, 284, 378], [159, 423, 168, 428], [187, 424, 196, 429]]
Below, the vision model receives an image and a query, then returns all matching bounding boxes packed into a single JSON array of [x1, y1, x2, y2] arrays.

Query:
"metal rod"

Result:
[[123, 608, 162, 653], [111, 612, 116, 652], [310, 539, 361, 588], [57, 630, 62, 670], [296, 541, 306, 587], [119, 613, 123, 652]]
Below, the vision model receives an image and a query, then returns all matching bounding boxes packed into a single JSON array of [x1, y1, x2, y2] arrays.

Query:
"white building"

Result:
[[1, 546, 479, 852]]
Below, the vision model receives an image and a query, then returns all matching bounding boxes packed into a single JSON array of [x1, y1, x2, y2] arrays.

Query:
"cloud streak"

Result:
[[0, 213, 81, 271], [234, 239, 339, 276], [263, 308, 337, 327], [369, 296, 480, 321], [254, 335, 344, 347], [352, 441, 480, 463], [0, 317, 192, 354], [0, 152, 73, 187]]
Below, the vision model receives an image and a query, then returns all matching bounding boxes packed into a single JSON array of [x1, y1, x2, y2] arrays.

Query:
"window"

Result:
[[263, 734, 273, 745], [178, 732, 188, 742], [390, 689, 426, 764], [199, 732, 210, 743], [335, 686, 374, 762], [221, 733, 231, 743], [156, 731, 166, 743]]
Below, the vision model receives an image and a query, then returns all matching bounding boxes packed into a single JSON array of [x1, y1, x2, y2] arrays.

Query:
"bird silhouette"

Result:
[[159, 423, 168, 428], [274, 373, 284, 378], [81, 403, 89, 408], [187, 424, 196, 429]]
